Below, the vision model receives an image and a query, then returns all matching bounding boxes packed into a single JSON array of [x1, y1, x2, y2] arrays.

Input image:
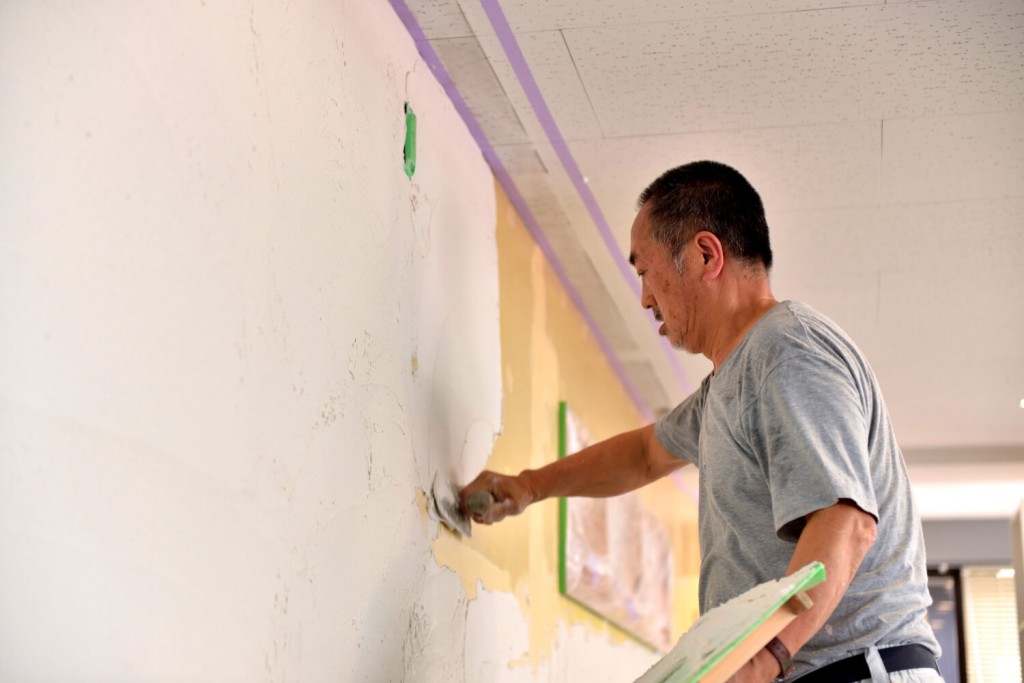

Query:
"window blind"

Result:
[[962, 566, 1021, 683]]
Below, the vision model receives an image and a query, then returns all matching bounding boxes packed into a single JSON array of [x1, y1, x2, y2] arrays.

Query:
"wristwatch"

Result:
[[764, 636, 795, 681]]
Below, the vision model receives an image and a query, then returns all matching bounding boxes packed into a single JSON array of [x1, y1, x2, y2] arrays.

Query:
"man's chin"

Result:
[[665, 331, 692, 352]]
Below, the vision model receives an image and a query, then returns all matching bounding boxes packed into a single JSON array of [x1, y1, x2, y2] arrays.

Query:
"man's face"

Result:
[[629, 208, 703, 353]]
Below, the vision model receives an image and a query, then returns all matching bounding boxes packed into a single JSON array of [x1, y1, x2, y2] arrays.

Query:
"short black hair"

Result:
[[637, 161, 773, 270]]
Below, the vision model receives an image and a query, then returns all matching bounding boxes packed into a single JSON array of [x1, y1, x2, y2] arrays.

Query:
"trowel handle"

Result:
[[466, 490, 495, 516]]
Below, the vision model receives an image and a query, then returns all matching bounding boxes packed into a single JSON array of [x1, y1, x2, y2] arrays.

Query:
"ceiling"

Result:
[[393, 0, 1024, 519]]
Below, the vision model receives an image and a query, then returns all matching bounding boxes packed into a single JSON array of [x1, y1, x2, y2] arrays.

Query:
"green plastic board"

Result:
[[634, 561, 826, 683]]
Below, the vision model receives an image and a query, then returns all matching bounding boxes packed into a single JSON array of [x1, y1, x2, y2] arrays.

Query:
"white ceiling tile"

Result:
[[875, 198, 1024, 273], [872, 200, 1023, 351], [771, 207, 885, 282], [867, 200, 1024, 446], [563, 0, 1024, 136], [499, 0, 882, 32], [877, 269, 1024, 364], [567, 121, 882, 255], [472, 29, 605, 143], [773, 197, 1023, 291], [518, 30, 605, 140], [876, 351, 1024, 448], [882, 111, 1024, 205]]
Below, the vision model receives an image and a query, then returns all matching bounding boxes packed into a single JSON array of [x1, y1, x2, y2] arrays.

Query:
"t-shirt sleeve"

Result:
[[654, 377, 708, 465], [745, 353, 879, 543]]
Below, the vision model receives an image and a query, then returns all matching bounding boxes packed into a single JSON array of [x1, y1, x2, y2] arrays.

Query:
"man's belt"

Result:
[[797, 643, 939, 683]]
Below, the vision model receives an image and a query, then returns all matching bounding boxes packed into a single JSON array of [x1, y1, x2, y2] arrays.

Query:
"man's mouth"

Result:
[[653, 309, 667, 335]]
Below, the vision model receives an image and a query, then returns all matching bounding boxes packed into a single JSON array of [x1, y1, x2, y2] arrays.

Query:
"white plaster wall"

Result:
[[0, 1, 665, 681], [0, 0, 504, 680]]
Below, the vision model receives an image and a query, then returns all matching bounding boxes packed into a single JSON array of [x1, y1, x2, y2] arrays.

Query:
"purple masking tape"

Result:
[[477, 0, 692, 395], [387, 0, 655, 420]]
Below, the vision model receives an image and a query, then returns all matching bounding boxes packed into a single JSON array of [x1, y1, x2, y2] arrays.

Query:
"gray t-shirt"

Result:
[[655, 301, 939, 677]]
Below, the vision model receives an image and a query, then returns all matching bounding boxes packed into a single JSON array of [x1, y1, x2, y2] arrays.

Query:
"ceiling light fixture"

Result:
[[997, 568, 1015, 579]]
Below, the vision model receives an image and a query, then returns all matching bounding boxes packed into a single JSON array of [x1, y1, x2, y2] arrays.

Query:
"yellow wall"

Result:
[[435, 180, 699, 668]]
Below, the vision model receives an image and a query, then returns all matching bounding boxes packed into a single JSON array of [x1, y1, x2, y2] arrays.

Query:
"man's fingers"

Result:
[[471, 493, 504, 524], [468, 492, 516, 524], [466, 490, 495, 516], [459, 470, 528, 525], [482, 498, 518, 524]]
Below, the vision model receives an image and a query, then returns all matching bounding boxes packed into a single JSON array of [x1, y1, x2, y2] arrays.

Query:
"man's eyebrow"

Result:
[[628, 251, 637, 267]]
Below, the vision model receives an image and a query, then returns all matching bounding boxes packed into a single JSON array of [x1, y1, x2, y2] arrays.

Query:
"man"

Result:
[[460, 161, 941, 682]]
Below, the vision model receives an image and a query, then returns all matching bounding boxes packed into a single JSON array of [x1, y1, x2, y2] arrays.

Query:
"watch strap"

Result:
[[764, 636, 795, 680]]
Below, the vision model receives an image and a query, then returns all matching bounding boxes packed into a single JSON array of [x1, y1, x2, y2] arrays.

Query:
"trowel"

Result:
[[429, 472, 494, 537]]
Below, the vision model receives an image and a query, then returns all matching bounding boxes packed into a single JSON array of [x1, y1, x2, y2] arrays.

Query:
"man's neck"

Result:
[[705, 273, 777, 372]]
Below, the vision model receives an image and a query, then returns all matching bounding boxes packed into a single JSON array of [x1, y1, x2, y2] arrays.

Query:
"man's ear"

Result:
[[693, 231, 725, 280]]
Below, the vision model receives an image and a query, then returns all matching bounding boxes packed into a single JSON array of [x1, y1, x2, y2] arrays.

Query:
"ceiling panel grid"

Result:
[[398, 0, 1024, 461]]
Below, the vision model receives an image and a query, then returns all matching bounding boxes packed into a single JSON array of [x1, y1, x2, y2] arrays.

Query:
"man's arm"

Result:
[[459, 423, 687, 524], [730, 500, 878, 682]]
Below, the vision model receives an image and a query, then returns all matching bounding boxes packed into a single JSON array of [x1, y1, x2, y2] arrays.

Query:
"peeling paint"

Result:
[[431, 532, 514, 601]]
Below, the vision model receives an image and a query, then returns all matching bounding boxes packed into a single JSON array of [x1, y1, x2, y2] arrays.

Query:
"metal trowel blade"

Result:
[[430, 472, 472, 537]]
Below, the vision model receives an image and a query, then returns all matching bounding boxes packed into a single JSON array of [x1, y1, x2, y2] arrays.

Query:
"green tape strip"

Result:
[[403, 102, 417, 179]]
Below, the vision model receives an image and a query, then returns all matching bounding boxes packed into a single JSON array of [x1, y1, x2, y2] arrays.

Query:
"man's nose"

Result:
[[640, 280, 654, 309]]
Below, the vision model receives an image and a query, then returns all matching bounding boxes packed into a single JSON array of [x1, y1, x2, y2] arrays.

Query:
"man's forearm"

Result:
[[522, 424, 682, 502], [771, 501, 877, 672], [461, 423, 686, 524]]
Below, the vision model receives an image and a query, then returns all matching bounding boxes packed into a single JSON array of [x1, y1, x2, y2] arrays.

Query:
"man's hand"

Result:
[[458, 470, 535, 524]]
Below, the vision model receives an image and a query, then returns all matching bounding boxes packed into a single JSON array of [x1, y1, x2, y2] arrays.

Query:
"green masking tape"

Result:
[[403, 102, 417, 179]]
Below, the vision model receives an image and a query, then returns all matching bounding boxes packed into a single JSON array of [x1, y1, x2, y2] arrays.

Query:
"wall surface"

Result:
[[0, 0, 505, 680], [0, 1, 699, 681]]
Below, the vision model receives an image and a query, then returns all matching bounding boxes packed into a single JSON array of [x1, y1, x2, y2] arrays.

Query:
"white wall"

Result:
[[0, 0, 506, 680], [0, 1, 665, 681]]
